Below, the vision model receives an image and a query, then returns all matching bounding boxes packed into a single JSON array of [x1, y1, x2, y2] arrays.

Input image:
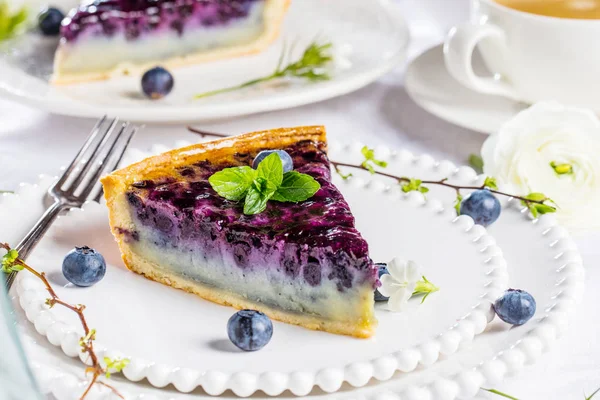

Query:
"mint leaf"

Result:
[[257, 152, 284, 187], [243, 186, 275, 215], [272, 171, 321, 202], [469, 154, 484, 173], [208, 166, 256, 201]]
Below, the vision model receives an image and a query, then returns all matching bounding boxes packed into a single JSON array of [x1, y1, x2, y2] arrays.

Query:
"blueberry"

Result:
[[252, 150, 294, 173], [493, 289, 536, 325], [62, 246, 106, 287], [141, 67, 174, 99], [227, 310, 273, 351], [38, 7, 65, 36], [374, 263, 389, 302], [460, 189, 501, 227]]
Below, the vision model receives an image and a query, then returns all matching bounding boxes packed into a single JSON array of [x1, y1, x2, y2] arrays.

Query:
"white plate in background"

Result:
[[0, 0, 409, 122]]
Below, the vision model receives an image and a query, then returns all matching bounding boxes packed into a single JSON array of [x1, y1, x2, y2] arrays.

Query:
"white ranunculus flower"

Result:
[[481, 102, 600, 233]]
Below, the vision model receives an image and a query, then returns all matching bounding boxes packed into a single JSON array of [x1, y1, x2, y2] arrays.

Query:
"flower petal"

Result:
[[388, 287, 411, 312], [405, 261, 421, 283], [378, 274, 398, 297], [387, 257, 407, 280]]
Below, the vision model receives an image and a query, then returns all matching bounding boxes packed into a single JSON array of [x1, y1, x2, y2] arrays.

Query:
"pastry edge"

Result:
[[51, 0, 290, 85], [101, 125, 328, 191]]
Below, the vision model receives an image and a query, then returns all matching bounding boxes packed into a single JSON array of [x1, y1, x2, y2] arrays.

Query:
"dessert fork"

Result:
[[4, 116, 139, 289]]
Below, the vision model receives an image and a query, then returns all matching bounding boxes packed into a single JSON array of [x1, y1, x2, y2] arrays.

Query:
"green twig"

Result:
[[194, 41, 333, 99]]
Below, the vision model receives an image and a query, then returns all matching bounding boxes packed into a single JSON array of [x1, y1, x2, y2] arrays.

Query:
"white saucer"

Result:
[[405, 44, 528, 135]]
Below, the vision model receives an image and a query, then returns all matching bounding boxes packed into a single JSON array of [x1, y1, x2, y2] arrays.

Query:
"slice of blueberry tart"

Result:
[[101, 126, 378, 338], [53, 0, 290, 84]]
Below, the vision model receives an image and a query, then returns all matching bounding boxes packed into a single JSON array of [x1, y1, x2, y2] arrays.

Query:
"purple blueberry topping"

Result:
[[60, 0, 262, 42], [125, 141, 377, 292]]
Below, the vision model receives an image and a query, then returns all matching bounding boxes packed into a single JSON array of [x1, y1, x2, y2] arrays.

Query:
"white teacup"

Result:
[[443, 0, 600, 110]]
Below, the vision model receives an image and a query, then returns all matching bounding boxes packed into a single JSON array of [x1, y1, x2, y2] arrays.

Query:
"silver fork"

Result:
[[4, 116, 139, 289]]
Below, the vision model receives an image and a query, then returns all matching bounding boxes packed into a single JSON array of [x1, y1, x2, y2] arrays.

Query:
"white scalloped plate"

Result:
[[4, 141, 583, 400], [0, 0, 408, 122], [12, 171, 506, 396]]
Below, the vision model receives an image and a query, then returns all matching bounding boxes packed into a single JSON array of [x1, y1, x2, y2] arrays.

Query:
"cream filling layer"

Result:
[[54, 2, 266, 78], [128, 227, 374, 324]]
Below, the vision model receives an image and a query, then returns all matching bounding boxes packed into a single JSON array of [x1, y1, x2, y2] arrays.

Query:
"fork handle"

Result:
[[5, 202, 64, 289]]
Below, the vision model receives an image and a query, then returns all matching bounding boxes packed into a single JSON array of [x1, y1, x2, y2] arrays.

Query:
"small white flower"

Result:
[[482, 102, 600, 233], [378, 258, 421, 312]]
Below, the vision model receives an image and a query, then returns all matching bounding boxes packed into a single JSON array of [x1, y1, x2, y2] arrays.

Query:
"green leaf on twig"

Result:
[[360, 146, 388, 174], [401, 178, 429, 195]]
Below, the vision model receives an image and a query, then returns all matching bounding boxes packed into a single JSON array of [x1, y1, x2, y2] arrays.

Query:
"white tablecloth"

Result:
[[1, 1, 598, 399]]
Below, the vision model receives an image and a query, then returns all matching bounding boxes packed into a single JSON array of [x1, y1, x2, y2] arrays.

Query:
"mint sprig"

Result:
[[209, 153, 321, 215]]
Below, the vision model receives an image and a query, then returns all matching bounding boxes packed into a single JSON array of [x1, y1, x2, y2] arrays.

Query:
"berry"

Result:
[[460, 189, 501, 227], [374, 263, 389, 302], [141, 67, 174, 99], [493, 289, 536, 325], [252, 150, 294, 173], [38, 7, 65, 36], [62, 246, 106, 287], [227, 310, 273, 351]]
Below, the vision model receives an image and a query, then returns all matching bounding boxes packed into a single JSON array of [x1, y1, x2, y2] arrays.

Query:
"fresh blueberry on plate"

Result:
[[253, 150, 294, 173], [38, 7, 65, 36], [141, 66, 174, 99], [227, 310, 273, 351], [460, 189, 501, 227], [62, 246, 106, 287], [374, 263, 389, 302], [493, 289, 536, 325]]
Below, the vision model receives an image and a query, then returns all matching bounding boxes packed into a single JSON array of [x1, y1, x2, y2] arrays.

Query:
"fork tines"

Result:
[[52, 116, 139, 204]]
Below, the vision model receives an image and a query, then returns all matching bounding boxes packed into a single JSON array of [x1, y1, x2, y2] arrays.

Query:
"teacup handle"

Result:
[[443, 23, 517, 99]]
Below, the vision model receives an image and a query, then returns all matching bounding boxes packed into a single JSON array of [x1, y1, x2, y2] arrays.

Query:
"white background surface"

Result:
[[1, 1, 599, 399]]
